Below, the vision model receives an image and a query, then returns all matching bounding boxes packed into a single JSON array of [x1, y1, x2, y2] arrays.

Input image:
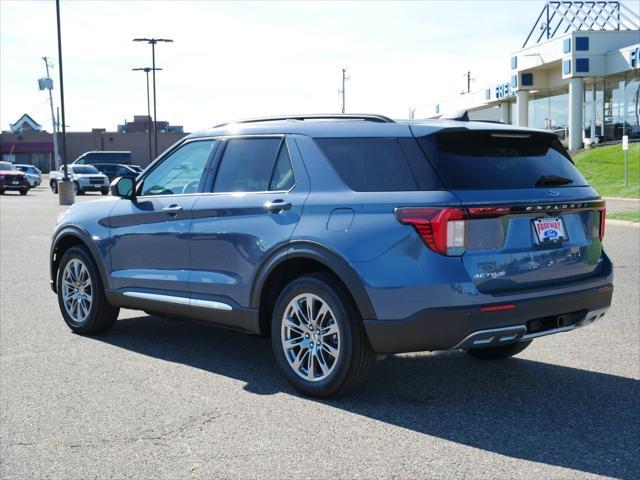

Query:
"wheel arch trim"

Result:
[[50, 226, 109, 294], [250, 240, 377, 320]]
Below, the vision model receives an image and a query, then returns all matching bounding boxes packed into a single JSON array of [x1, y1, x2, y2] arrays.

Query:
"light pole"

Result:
[[132, 67, 162, 164], [133, 38, 173, 158], [55, 0, 74, 205]]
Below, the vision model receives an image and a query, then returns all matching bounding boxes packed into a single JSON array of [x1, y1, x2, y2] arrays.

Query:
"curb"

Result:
[[607, 219, 640, 228], [604, 197, 640, 203]]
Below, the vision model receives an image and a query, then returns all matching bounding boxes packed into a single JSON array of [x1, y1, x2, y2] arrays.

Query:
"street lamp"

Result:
[[132, 67, 162, 164], [132, 38, 173, 158]]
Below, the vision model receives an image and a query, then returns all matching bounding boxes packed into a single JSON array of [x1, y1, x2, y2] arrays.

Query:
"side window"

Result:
[[140, 140, 215, 196], [213, 138, 281, 192], [269, 143, 295, 191]]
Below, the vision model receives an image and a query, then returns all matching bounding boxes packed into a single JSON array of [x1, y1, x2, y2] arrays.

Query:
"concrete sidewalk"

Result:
[[604, 197, 639, 214]]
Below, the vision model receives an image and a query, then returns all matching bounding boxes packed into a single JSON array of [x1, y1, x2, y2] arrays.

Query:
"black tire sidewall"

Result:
[[271, 275, 355, 397], [57, 247, 102, 334]]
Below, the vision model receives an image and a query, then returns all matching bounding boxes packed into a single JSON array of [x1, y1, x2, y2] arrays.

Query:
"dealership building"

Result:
[[417, 1, 640, 151]]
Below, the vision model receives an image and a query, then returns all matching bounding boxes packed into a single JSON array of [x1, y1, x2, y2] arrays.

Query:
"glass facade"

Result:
[[527, 91, 569, 141], [584, 70, 640, 141]]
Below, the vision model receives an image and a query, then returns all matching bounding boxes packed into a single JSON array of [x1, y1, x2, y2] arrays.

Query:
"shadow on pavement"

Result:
[[93, 314, 639, 478]]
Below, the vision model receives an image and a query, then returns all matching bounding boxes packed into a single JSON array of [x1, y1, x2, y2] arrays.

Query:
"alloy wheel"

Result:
[[281, 293, 341, 382], [62, 258, 93, 324]]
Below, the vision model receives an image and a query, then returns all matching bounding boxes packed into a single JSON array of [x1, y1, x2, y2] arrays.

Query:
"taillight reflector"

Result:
[[395, 207, 468, 256], [480, 304, 516, 312], [599, 207, 606, 240]]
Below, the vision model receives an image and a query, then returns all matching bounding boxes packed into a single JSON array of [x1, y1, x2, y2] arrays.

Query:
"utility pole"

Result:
[[132, 67, 162, 164], [463, 70, 476, 94], [339, 67, 349, 113], [133, 38, 173, 158], [40, 57, 60, 169]]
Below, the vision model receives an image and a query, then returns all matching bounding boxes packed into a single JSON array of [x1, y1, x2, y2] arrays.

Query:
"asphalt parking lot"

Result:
[[1, 186, 639, 480]]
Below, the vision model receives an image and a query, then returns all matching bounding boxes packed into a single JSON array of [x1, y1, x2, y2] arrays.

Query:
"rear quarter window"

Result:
[[417, 130, 588, 189], [314, 137, 440, 192]]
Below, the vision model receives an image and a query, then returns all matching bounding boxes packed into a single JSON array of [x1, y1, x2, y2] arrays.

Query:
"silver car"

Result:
[[49, 165, 110, 195], [15, 164, 42, 188]]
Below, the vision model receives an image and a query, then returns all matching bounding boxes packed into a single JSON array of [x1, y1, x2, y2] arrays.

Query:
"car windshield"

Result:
[[0, 162, 17, 171], [71, 166, 99, 174]]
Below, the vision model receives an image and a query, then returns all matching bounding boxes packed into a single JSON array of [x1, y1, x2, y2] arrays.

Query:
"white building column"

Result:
[[499, 102, 510, 124], [516, 90, 529, 127], [569, 77, 584, 151]]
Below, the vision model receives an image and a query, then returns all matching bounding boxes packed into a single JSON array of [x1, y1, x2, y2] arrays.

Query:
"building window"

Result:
[[435, 104, 440, 114], [511, 56, 517, 69], [575, 36, 589, 51], [563, 59, 572, 75], [563, 38, 571, 53], [576, 58, 590, 73], [511, 75, 518, 88], [485, 88, 491, 100], [521, 73, 534, 86]]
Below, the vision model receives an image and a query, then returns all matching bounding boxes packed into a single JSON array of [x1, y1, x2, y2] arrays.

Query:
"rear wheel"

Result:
[[0, 189, 4, 195], [19, 188, 28, 195], [101, 188, 109, 195], [57, 246, 119, 335], [271, 273, 376, 398], [466, 340, 532, 359]]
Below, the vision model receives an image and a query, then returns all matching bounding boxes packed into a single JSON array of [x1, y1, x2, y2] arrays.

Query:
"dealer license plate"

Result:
[[533, 217, 567, 244]]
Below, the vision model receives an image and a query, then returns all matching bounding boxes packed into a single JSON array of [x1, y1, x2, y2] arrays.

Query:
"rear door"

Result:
[[188, 135, 309, 312], [413, 126, 606, 294], [108, 139, 217, 294]]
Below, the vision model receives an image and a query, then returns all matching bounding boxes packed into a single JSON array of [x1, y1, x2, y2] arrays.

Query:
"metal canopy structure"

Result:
[[523, 1, 640, 48]]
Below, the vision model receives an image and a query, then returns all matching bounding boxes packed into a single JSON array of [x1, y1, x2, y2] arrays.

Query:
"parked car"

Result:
[[72, 151, 132, 165], [14, 164, 42, 188], [92, 163, 141, 182], [49, 114, 613, 398], [0, 161, 30, 195], [49, 164, 110, 195]]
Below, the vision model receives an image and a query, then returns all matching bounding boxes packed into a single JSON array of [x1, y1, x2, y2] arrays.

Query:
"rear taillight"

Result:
[[395, 207, 468, 256], [599, 207, 606, 240]]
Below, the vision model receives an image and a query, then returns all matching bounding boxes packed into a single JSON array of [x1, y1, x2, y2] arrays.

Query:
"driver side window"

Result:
[[140, 140, 215, 196]]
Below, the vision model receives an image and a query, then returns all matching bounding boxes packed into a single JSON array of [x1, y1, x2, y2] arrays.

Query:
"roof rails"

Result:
[[214, 114, 395, 128]]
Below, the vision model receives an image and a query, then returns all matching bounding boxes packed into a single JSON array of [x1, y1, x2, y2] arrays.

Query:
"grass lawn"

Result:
[[572, 143, 640, 198], [607, 211, 640, 222]]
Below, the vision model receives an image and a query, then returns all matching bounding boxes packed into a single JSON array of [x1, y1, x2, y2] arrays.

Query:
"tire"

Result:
[[74, 182, 84, 195], [19, 188, 28, 195], [0, 189, 4, 195], [101, 189, 109, 195], [271, 273, 376, 398], [51, 181, 58, 194], [56, 246, 119, 335], [466, 340, 532, 359]]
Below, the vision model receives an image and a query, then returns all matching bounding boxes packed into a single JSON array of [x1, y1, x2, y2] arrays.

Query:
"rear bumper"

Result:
[[363, 283, 613, 354]]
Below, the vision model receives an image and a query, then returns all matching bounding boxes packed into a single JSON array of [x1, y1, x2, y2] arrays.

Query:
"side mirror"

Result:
[[110, 176, 136, 199]]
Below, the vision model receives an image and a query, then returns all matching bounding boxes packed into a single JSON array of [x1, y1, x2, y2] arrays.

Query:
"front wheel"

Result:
[[271, 273, 376, 398], [57, 246, 119, 335], [466, 340, 532, 359]]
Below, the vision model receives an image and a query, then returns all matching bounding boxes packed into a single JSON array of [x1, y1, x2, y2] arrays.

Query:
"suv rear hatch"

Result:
[[412, 126, 606, 294]]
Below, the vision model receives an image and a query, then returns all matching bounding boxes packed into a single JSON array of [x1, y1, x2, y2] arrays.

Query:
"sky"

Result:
[[1, 0, 638, 133]]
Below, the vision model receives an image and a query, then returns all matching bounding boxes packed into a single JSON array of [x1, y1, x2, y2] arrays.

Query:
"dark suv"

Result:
[[50, 114, 612, 397]]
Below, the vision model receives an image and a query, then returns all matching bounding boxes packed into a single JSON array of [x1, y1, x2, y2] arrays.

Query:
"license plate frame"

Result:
[[533, 216, 568, 244]]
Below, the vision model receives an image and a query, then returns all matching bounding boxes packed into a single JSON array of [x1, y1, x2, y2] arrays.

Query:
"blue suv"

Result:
[[50, 114, 613, 397]]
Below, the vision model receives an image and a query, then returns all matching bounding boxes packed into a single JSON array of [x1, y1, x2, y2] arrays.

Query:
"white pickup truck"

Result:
[[49, 165, 110, 195]]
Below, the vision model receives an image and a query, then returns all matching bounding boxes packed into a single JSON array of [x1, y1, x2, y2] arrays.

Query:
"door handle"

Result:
[[264, 199, 292, 213], [161, 205, 183, 216]]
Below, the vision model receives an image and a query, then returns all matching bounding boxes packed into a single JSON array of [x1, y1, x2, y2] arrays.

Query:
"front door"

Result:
[[108, 139, 217, 296]]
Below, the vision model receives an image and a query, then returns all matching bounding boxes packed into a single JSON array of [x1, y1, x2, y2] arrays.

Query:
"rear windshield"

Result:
[[314, 137, 440, 192], [417, 131, 588, 189], [83, 152, 131, 164], [71, 166, 99, 174]]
